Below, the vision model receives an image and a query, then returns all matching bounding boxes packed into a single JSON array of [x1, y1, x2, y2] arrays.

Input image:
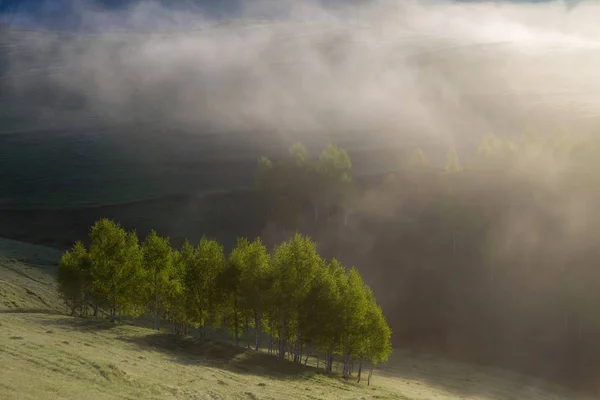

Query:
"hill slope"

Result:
[[0, 239, 597, 400], [0, 238, 62, 312]]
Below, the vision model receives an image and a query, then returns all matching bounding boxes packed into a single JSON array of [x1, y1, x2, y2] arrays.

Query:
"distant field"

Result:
[[0, 238, 597, 400]]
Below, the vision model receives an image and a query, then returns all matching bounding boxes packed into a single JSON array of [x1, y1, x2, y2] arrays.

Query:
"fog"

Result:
[[3, 0, 600, 149], [2, 3, 600, 393]]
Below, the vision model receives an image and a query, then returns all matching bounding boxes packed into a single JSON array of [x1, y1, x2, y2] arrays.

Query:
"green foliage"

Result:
[[255, 142, 355, 226], [57, 241, 90, 315], [57, 217, 392, 381], [185, 237, 225, 329], [141, 230, 174, 330], [88, 219, 143, 320]]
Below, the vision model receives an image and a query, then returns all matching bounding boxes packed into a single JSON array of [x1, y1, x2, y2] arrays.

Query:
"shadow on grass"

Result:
[[0, 308, 62, 314], [120, 332, 329, 381], [33, 315, 122, 332]]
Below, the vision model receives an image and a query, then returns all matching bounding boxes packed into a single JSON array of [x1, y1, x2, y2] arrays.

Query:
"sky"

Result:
[[0, 0, 584, 31]]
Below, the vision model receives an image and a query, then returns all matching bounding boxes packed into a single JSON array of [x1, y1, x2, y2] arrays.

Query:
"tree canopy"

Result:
[[57, 219, 392, 383]]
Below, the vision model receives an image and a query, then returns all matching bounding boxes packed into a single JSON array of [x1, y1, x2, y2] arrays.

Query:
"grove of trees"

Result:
[[57, 218, 392, 383]]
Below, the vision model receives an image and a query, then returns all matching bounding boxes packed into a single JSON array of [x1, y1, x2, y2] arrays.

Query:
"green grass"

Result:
[[0, 238, 62, 312], [0, 238, 597, 400]]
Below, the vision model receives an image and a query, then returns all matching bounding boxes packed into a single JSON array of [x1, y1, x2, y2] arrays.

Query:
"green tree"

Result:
[[89, 219, 143, 322], [339, 267, 369, 378], [238, 237, 270, 351], [168, 246, 188, 335], [357, 287, 392, 384], [185, 237, 225, 334], [270, 233, 321, 361], [221, 237, 248, 345], [141, 230, 174, 330], [314, 143, 353, 223], [57, 241, 90, 316], [299, 258, 341, 368]]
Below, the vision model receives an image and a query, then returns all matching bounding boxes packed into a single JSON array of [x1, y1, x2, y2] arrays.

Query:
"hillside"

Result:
[[0, 238, 62, 312], [0, 238, 597, 400]]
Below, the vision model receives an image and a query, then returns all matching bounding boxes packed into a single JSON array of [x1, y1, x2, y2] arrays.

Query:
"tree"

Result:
[[221, 237, 247, 345], [57, 241, 90, 316], [445, 147, 462, 173], [299, 258, 342, 369], [185, 237, 225, 334], [88, 219, 142, 322], [358, 287, 392, 385], [270, 233, 321, 361], [314, 143, 353, 224], [141, 230, 174, 330], [409, 148, 429, 168], [167, 246, 188, 335], [339, 267, 369, 378], [238, 237, 270, 351]]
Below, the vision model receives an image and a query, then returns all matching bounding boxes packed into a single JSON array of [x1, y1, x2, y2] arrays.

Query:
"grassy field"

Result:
[[0, 238, 62, 312], [1, 238, 598, 400]]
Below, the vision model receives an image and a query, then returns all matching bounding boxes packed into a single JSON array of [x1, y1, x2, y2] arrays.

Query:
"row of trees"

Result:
[[255, 142, 354, 232], [57, 218, 392, 382]]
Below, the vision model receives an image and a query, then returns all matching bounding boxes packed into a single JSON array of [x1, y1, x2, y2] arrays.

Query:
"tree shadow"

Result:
[[33, 315, 121, 332], [0, 308, 61, 314], [119, 332, 333, 382]]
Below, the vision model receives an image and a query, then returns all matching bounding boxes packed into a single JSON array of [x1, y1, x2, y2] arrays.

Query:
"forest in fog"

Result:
[[2, 0, 600, 395], [250, 132, 600, 392]]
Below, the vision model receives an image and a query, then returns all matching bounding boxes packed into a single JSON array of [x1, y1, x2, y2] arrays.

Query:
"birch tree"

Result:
[[89, 219, 142, 322], [141, 230, 174, 330]]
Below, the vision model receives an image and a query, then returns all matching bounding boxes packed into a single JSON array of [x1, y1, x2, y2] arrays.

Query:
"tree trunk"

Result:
[[234, 296, 239, 346], [110, 278, 116, 323], [254, 310, 261, 351], [367, 364, 373, 386], [153, 274, 159, 330], [343, 351, 349, 379], [93, 304, 98, 318], [278, 311, 286, 360], [294, 322, 301, 363], [245, 316, 249, 349], [357, 362, 362, 383], [326, 342, 334, 373]]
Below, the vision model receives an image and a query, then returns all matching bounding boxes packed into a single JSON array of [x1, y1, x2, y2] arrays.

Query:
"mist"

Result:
[[3, 2, 600, 394], [2, 0, 600, 149]]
